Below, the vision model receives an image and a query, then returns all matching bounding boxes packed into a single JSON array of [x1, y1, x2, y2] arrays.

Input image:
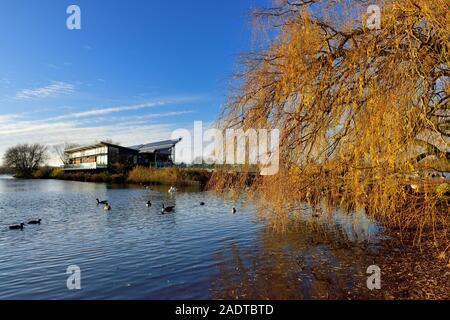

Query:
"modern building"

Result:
[[64, 139, 181, 171]]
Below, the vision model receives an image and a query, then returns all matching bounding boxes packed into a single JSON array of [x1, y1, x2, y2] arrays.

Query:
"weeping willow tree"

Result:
[[211, 0, 449, 238]]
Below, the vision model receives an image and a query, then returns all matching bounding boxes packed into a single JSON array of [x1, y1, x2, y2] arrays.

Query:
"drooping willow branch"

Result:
[[212, 0, 449, 235]]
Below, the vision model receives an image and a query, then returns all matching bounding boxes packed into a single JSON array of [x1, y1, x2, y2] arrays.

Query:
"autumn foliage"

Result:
[[211, 0, 449, 238]]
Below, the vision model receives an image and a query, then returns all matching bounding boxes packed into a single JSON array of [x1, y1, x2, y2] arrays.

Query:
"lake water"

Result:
[[0, 176, 383, 299]]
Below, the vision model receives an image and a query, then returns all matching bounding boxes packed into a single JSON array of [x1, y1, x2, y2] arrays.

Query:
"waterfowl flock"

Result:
[[8, 220, 42, 230], [7, 186, 238, 230]]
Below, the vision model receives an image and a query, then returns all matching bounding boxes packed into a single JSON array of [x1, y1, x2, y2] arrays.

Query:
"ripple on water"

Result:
[[0, 179, 382, 299]]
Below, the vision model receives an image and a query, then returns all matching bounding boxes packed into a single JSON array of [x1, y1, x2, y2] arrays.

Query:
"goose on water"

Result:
[[96, 198, 108, 205], [9, 223, 25, 230], [28, 219, 41, 225], [161, 204, 175, 214]]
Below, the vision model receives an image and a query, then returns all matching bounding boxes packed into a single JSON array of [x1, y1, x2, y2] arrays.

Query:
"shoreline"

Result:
[[371, 230, 449, 300], [31, 166, 212, 189]]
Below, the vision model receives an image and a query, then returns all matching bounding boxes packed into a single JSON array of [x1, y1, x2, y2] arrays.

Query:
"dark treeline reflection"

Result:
[[210, 210, 382, 300]]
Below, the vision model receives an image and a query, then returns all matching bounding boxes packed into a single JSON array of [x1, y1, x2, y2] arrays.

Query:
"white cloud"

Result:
[[48, 101, 165, 120], [100, 110, 195, 122], [45, 96, 199, 121], [0, 114, 21, 125], [14, 81, 75, 100], [0, 97, 201, 166]]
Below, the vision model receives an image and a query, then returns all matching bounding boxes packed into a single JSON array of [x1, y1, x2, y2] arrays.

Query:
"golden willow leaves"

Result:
[[211, 0, 449, 238]]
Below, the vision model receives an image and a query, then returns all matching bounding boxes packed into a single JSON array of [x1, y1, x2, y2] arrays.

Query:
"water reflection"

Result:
[[0, 178, 381, 300], [211, 207, 382, 300]]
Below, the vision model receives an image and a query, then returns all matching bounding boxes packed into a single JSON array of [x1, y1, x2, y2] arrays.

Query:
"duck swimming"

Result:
[[146, 201, 152, 207], [200, 202, 205, 206], [96, 198, 108, 205], [232, 207, 237, 214], [104, 202, 112, 211], [9, 223, 25, 230], [28, 219, 41, 225], [161, 204, 175, 214]]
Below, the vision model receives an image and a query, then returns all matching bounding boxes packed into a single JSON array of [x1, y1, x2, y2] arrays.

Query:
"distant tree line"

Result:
[[3, 143, 48, 178], [0, 166, 15, 175]]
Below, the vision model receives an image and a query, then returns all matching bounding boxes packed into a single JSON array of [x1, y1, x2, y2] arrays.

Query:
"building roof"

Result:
[[64, 139, 182, 154], [64, 141, 132, 153], [129, 138, 182, 153]]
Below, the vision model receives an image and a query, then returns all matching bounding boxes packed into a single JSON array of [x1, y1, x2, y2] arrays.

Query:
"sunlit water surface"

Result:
[[0, 176, 383, 299]]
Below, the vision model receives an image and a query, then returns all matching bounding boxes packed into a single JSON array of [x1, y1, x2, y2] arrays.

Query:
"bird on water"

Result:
[[104, 202, 112, 211], [161, 204, 175, 214], [9, 223, 25, 230], [97, 198, 108, 205]]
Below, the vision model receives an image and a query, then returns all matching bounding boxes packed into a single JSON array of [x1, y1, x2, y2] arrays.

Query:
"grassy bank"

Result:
[[32, 166, 211, 188], [127, 166, 211, 188], [33, 167, 126, 184]]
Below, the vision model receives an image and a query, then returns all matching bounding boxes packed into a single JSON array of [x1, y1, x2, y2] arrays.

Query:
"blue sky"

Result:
[[0, 0, 266, 164]]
